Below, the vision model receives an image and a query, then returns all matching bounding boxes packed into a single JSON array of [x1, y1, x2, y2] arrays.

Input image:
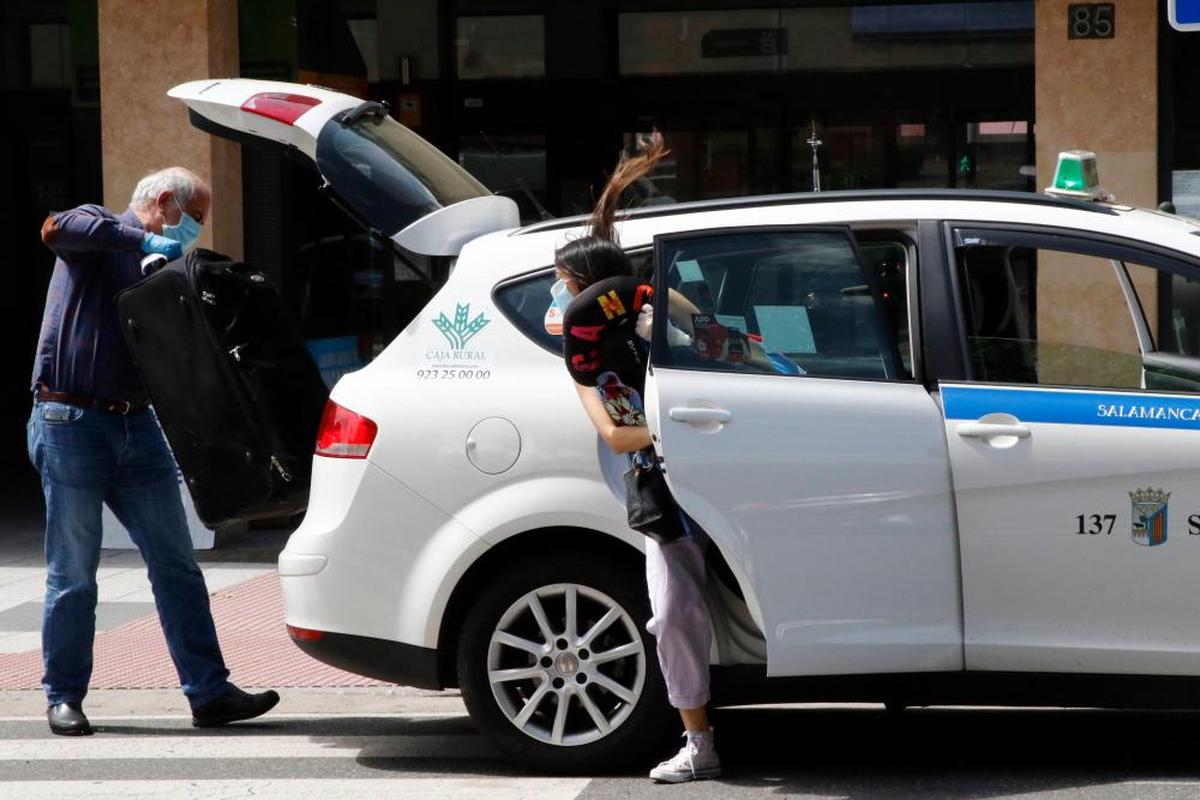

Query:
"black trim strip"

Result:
[[711, 666, 1200, 710], [917, 220, 969, 383], [291, 630, 442, 690]]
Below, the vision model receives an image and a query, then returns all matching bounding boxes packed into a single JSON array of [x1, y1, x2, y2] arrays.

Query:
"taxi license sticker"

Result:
[[1072, 487, 1200, 546]]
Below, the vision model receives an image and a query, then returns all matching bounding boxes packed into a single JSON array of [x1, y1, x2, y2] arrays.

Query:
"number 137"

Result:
[[1076, 514, 1116, 535]]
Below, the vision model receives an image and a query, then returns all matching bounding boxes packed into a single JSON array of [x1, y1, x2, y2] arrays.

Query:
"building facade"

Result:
[[0, 0, 1194, 489]]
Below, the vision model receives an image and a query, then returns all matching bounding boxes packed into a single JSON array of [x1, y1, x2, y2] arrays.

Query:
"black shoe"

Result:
[[191, 686, 280, 728], [47, 702, 92, 736]]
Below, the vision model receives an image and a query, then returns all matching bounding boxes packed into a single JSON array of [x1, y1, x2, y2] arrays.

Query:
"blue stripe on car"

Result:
[[941, 385, 1200, 430]]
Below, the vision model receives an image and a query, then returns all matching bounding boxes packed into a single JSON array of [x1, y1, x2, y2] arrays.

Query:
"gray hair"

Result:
[[130, 167, 206, 210]]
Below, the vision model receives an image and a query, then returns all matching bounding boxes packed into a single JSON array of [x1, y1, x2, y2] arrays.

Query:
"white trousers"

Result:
[[644, 536, 711, 709]]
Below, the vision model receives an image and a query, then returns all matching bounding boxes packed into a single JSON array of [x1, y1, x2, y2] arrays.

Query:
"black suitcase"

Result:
[[116, 248, 329, 528]]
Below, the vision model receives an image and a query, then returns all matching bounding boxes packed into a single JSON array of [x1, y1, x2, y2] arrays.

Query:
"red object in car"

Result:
[[314, 400, 378, 459], [240, 92, 321, 125]]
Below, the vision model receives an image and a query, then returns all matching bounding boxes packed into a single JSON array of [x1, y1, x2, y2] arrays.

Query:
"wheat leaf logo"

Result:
[[435, 303, 490, 349]]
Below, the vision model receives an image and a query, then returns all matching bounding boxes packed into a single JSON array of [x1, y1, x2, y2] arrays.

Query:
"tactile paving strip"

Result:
[[0, 573, 388, 689]]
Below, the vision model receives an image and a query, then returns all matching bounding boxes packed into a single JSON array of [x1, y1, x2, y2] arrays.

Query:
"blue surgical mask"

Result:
[[162, 196, 203, 253], [544, 278, 574, 335]]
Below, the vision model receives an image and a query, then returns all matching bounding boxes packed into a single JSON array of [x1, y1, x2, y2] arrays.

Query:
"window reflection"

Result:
[[790, 116, 951, 191], [959, 120, 1033, 191], [456, 16, 545, 79], [619, 3, 1032, 76], [625, 129, 779, 201], [458, 134, 548, 223]]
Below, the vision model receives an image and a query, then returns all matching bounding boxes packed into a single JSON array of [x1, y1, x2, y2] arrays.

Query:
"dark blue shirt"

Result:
[[31, 204, 150, 402]]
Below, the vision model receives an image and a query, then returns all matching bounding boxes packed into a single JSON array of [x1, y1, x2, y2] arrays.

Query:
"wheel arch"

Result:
[[435, 526, 643, 687]]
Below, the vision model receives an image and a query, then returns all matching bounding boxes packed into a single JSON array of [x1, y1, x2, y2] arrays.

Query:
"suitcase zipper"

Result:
[[270, 455, 293, 483]]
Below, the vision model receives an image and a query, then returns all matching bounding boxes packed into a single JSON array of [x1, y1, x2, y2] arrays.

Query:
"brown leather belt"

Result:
[[35, 385, 147, 416]]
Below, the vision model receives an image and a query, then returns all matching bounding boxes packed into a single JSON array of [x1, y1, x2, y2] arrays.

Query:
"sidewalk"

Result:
[[0, 488, 410, 699]]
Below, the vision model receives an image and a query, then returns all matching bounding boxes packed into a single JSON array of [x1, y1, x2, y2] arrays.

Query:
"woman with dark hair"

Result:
[[555, 136, 721, 784]]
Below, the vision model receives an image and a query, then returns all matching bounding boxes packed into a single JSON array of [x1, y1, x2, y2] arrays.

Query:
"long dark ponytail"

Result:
[[554, 134, 670, 289]]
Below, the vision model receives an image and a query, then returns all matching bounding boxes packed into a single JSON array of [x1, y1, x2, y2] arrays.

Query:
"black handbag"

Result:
[[624, 453, 686, 544]]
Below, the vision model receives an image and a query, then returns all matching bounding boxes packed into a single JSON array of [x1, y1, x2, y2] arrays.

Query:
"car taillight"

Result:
[[240, 92, 321, 125], [314, 400, 377, 459], [287, 624, 324, 641]]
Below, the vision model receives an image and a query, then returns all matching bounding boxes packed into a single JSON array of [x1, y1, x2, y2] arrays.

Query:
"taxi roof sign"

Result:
[[1170, 0, 1200, 32], [1045, 150, 1108, 201]]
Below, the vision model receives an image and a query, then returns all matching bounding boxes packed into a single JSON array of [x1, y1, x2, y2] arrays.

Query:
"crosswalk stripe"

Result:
[[1, 733, 492, 761], [0, 778, 591, 799], [0, 711, 466, 722]]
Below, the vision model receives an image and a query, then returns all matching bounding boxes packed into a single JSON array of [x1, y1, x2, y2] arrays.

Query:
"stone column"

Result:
[[1034, 0, 1158, 369], [1036, 0, 1157, 205], [98, 0, 242, 260]]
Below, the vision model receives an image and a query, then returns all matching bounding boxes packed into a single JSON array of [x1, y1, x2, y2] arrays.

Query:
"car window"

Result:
[[1126, 263, 1200, 358], [1114, 261, 1200, 392], [952, 239, 1144, 388], [492, 238, 907, 377], [858, 239, 911, 377], [315, 113, 489, 238], [653, 228, 904, 381], [493, 250, 655, 356], [493, 269, 559, 354]]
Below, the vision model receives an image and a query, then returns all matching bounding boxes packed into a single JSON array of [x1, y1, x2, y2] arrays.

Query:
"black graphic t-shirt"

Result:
[[562, 275, 653, 397]]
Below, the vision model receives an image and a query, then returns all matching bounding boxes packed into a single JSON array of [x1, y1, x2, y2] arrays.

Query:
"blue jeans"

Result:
[[27, 401, 231, 709]]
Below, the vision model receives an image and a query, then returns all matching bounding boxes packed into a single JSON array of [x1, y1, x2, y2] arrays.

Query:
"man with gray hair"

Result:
[[30, 167, 280, 736]]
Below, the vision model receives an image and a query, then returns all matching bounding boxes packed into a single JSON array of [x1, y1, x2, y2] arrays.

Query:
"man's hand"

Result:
[[141, 232, 183, 262]]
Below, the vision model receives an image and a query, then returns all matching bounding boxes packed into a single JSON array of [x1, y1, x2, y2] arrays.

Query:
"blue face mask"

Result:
[[544, 278, 574, 336], [162, 196, 203, 253]]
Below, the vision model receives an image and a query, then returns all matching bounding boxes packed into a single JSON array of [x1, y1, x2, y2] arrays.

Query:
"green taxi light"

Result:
[[1045, 150, 1109, 200]]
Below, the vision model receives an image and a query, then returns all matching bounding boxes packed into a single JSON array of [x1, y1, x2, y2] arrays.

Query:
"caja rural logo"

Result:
[[433, 303, 490, 350], [421, 302, 493, 380]]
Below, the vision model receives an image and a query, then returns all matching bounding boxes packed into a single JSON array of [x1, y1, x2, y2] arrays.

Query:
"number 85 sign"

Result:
[[1067, 4, 1114, 39]]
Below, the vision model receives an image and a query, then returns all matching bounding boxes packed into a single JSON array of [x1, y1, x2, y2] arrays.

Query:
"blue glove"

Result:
[[141, 232, 183, 261]]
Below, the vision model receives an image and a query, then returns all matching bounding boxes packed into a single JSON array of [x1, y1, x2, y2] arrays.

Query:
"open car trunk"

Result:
[[124, 80, 519, 528]]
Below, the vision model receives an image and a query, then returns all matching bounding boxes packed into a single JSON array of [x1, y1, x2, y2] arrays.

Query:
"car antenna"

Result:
[[477, 130, 554, 221]]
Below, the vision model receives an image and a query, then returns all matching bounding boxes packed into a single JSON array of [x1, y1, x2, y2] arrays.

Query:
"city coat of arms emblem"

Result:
[[1129, 487, 1170, 547]]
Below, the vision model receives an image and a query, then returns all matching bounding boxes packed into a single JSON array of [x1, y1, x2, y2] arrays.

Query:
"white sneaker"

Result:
[[649, 728, 722, 783]]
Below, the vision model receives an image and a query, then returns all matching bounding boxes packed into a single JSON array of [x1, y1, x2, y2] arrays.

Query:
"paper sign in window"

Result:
[[674, 258, 704, 283], [755, 305, 816, 353]]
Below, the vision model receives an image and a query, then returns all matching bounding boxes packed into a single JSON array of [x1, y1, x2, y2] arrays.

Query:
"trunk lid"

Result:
[[169, 78, 519, 255]]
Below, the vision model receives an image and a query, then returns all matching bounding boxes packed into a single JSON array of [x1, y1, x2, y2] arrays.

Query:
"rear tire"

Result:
[[457, 548, 672, 773]]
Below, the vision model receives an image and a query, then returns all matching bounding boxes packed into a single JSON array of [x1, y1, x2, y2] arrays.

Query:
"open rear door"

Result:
[[170, 79, 518, 256], [642, 225, 964, 677]]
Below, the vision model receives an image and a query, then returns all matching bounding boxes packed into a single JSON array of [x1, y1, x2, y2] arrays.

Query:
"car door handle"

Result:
[[669, 407, 732, 424], [956, 422, 1031, 439]]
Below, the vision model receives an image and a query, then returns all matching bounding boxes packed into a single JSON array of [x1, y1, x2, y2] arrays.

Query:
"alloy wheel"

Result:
[[486, 582, 647, 746]]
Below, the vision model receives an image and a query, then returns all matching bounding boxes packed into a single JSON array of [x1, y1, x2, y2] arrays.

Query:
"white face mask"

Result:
[[544, 278, 573, 336]]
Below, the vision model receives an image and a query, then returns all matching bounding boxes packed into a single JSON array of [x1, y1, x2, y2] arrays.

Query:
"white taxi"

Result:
[[171, 80, 1200, 771]]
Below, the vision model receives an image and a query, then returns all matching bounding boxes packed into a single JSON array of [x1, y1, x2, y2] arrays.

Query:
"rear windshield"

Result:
[[316, 113, 489, 236]]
